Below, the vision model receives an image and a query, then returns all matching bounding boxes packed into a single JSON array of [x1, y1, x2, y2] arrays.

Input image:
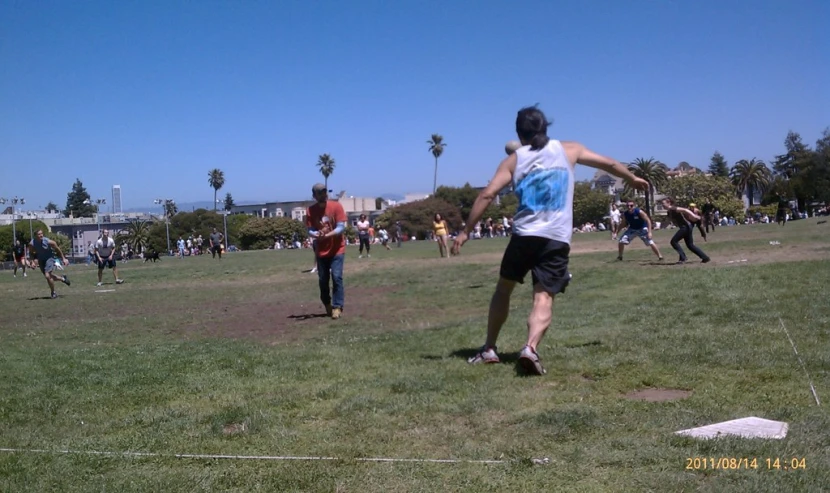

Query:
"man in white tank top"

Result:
[[451, 106, 648, 375]]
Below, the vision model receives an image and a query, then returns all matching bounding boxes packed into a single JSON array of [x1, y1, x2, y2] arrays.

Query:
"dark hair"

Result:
[[662, 197, 675, 206], [434, 213, 442, 221], [516, 105, 551, 151], [359, 214, 366, 220]]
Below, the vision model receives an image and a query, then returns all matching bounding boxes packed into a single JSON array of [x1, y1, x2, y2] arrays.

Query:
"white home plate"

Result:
[[95, 289, 116, 293], [675, 417, 788, 439]]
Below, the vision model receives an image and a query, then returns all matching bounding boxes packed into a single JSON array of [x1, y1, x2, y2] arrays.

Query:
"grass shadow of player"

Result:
[[287, 312, 330, 321]]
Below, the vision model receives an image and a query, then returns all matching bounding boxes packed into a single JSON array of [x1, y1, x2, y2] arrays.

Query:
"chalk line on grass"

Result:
[[776, 315, 821, 407], [0, 447, 549, 465]]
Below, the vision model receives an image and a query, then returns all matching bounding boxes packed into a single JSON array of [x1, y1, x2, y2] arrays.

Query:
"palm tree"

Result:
[[208, 169, 225, 212], [627, 157, 668, 216], [730, 158, 770, 206], [427, 134, 446, 194], [117, 219, 151, 254], [316, 154, 336, 189]]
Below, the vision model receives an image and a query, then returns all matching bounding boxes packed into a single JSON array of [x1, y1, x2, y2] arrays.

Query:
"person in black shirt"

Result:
[[701, 200, 716, 233], [776, 196, 788, 226], [29, 229, 71, 298], [688, 203, 707, 241], [12, 238, 28, 278], [661, 198, 710, 264]]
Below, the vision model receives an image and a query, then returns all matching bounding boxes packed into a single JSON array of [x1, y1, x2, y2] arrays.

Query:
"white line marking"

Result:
[[777, 316, 821, 407], [95, 289, 116, 293], [0, 447, 548, 465]]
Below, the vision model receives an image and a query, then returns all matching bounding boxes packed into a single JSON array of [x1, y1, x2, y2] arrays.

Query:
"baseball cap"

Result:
[[312, 183, 330, 194]]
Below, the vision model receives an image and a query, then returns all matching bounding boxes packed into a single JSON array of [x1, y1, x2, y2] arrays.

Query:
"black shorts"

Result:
[[499, 235, 570, 295], [98, 258, 116, 269]]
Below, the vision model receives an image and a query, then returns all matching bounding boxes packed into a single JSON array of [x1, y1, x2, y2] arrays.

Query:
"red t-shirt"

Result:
[[306, 200, 347, 257]]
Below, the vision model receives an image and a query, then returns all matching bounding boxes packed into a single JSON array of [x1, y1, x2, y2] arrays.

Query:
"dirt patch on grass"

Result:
[[624, 388, 692, 402]]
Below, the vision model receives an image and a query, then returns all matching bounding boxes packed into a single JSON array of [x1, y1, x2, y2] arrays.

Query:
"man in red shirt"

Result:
[[306, 183, 348, 319]]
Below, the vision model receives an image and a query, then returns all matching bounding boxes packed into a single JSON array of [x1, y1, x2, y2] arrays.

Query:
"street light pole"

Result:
[[0, 196, 25, 243], [27, 212, 37, 240], [216, 199, 229, 251]]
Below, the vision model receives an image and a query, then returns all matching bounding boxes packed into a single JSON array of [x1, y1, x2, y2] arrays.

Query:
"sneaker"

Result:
[[617, 256, 623, 261], [96, 282, 103, 287], [659, 256, 664, 261], [115, 279, 124, 284], [325, 304, 333, 317], [310, 267, 317, 273], [367, 254, 371, 258], [63, 275, 70, 286], [701, 258, 711, 264], [358, 255, 363, 259], [518, 346, 547, 375], [467, 346, 500, 364], [51, 292, 57, 299], [332, 307, 342, 320], [13, 274, 16, 278], [23, 272, 27, 277]]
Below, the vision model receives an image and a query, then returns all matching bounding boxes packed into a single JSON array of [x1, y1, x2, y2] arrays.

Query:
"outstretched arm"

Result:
[[452, 154, 515, 254], [565, 142, 649, 191]]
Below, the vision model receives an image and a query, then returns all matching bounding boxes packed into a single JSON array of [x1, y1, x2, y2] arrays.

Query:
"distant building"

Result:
[[112, 185, 122, 213]]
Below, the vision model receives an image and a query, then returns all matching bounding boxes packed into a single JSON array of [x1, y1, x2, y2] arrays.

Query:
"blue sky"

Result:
[[1, 0, 828, 211]]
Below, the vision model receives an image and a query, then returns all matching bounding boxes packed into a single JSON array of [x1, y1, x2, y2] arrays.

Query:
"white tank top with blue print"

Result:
[[511, 139, 574, 244]]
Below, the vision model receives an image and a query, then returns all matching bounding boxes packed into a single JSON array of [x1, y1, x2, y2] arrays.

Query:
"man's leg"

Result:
[[317, 256, 332, 310], [483, 277, 516, 348], [525, 283, 554, 351], [97, 263, 104, 284], [617, 241, 625, 260], [112, 262, 123, 283], [649, 241, 663, 259], [330, 254, 345, 316], [13, 259, 18, 277], [682, 227, 710, 262], [670, 229, 687, 261], [44, 271, 55, 294]]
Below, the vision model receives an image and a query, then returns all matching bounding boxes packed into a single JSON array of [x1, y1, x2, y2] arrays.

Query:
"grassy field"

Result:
[[0, 219, 828, 492]]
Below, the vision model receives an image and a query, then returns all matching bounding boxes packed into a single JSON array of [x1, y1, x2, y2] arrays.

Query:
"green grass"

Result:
[[1, 219, 828, 491]]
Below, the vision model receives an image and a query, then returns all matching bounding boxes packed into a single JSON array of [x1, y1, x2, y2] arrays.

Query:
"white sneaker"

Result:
[[23, 272, 27, 277], [96, 282, 102, 286], [310, 267, 317, 273], [367, 254, 371, 258], [13, 274, 16, 278], [115, 279, 124, 284], [358, 255, 363, 259]]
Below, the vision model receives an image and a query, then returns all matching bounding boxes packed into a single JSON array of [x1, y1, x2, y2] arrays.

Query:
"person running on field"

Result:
[[306, 183, 348, 319], [452, 105, 649, 375], [95, 229, 124, 286], [702, 199, 716, 233], [29, 229, 71, 298], [662, 197, 710, 264], [12, 238, 27, 278], [609, 202, 621, 240], [209, 228, 224, 259], [378, 227, 392, 250], [433, 212, 450, 258], [356, 214, 371, 258], [617, 199, 663, 261]]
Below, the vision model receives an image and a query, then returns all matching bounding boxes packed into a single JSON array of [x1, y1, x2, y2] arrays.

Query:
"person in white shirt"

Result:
[[95, 229, 124, 286], [452, 105, 648, 376], [609, 203, 621, 240]]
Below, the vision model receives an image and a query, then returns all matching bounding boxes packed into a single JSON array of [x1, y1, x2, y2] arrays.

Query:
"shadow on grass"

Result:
[[28, 296, 57, 301], [287, 313, 329, 320], [562, 340, 602, 348], [467, 284, 485, 289]]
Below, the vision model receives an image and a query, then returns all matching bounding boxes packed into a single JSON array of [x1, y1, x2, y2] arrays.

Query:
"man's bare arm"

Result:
[[639, 211, 653, 235], [462, 155, 515, 234], [49, 239, 67, 262], [565, 142, 649, 191]]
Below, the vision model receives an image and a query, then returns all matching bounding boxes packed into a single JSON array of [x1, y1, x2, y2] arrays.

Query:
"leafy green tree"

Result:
[[237, 217, 307, 250], [810, 128, 830, 205], [772, 131, 814, 212], [147, 209, 249, 253], [316, 154, 336, 189], [208, 169, 225, 212], [433, 183, 480, 219], [627, 158, 668, 217], [164, 199, 178, 217], [657, 173, 745, 219], [427, 134, 446, 194], [573, 182, 611, 227], [708, 151, 729, 178], [730, 158, 770, 206], [116, 219, 151, 254], [224, 192, 235, 211], [45, 202, 60, 214], [376, 197, 461, 240], [65, 179, 96, 218]]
